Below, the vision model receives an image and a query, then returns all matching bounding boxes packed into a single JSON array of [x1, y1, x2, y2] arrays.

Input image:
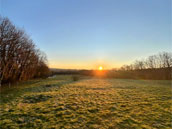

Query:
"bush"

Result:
[[72, 76, 80, 81]]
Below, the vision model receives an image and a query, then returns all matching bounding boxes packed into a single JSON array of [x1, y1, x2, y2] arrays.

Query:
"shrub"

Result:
[[72, 76, 80, 81]]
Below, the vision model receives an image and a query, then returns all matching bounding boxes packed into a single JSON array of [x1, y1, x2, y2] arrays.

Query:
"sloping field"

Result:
[[0, 75, 171, 128]]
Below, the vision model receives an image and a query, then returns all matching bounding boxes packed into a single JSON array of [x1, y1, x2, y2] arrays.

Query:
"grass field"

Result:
[[0, 75, 171, 129]]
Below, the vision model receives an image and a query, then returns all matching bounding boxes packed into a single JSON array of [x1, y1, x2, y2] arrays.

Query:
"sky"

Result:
[[0, 0, 171, 69]]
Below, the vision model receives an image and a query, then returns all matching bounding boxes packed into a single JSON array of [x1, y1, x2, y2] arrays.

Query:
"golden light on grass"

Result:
[[98, 66, 103, 71]]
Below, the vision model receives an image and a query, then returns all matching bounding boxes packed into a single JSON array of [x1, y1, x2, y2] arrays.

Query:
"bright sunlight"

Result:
[[98, 66, 103, 71]]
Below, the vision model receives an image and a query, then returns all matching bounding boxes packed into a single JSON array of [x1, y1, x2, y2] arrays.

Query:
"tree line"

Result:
[[78, 52, 172, 80], [108, 52, 172, 80], [120, 52, 172, 71], [0, 16, 50, 86], [50, 52, 172, 80]]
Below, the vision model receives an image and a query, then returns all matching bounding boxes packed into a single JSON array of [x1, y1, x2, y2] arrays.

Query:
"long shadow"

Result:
[[0, 80, 41, 104], [0, 79, 75, 104]]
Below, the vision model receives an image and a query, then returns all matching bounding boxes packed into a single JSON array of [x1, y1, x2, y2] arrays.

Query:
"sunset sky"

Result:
[[1, 0, 171, 69]]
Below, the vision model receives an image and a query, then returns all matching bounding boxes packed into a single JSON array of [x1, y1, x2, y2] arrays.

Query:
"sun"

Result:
[[98, 66, 103, 71]]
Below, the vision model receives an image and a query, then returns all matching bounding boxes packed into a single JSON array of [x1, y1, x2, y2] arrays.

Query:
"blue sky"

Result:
[[0, 0, 171, 69]]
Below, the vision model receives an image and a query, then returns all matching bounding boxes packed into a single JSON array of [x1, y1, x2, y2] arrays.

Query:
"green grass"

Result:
[[0, 75, 171, 129]]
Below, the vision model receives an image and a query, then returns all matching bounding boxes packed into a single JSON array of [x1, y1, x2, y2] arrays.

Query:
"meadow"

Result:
[[0, 75, 171, 129]]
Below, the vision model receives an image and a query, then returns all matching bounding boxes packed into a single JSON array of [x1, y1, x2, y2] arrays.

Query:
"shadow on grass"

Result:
[[0, 80, 41, 104], [0, 79, 74, 104]]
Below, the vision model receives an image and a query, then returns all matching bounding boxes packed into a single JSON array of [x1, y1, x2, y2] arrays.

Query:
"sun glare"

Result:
[[98, 66, 103, 71]]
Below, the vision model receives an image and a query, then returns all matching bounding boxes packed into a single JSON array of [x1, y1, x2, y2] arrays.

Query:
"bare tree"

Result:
[[133, 60, 145, 70], [158, 52, 172, 68], [0, 16, 49, 86]]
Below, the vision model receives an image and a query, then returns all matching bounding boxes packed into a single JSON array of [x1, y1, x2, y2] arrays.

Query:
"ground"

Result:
[[0, 75, 171, 129]]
